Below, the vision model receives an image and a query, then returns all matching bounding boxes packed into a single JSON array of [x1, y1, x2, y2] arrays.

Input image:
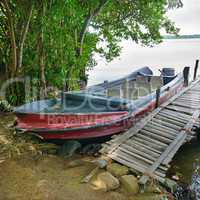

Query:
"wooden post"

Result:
[[193, 60, 199, 81], [104, 80, 109, 96], [183, 67, 190, 86], [155, 88, 161, 108], [124, 78, 129, 99]]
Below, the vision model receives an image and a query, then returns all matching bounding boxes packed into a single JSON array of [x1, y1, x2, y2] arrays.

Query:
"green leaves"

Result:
[[0, 0, 181, 100]]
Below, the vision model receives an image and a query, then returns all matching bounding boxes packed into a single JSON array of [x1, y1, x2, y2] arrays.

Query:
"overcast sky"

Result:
[[167, 0, 200, 34]]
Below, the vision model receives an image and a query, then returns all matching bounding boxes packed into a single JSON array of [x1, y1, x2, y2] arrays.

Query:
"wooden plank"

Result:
[[171, 101, 200, 109], [124, 140, 160, 158], [173, 99, 200, 106], [126, 139, 162, 155], [155, 115, 185, 127], [178, 96, 200, 102], [166, 105, 194, 115], [151, 118, 182, 130], [113, 149, 150, 168], [162, 110, 200, 165], [133, 137, 164, 152], [141, 129, 173, 143], [136, 133, 168, 148], [105, 79, 200, 155], [160, 109, 191, 121], [144, 125, 176, 139], [158, 112, 188, 124], [146, 120, 179, 135], [125, 141, 160, 158], [139, 110, 200, 184], [139, 131, 186, 184], [119, 145, 156, 162]]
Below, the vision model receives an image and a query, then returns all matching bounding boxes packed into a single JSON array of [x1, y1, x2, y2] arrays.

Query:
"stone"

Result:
[[107, 163, 129, 177], [95, 158, 108, 169], [163, 178, 178, 193], [96, 172, 120, 192], [59, 140, 81, 157], [67, 159, 84, 168], [145, 183, 162, 194], [120, 175, 139, 195]]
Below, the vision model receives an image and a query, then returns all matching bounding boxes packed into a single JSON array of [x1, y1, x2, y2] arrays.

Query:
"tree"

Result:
[[0, 0, 183, 104], [59, 0, 182, 89]]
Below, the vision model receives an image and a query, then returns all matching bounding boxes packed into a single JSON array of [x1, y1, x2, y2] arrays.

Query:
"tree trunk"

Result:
[[38, 3, 47, 98], [2, 0, 17, 77], [74, 0, 108, 89], [17, 4, 33, 69]]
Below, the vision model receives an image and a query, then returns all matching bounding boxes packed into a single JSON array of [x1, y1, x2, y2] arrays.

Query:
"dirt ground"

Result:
[[0, 113, 163, 200], [0, 154, 164, 200]]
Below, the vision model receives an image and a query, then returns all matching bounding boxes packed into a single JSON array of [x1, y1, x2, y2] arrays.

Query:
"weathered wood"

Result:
[[139, 110, 200, 184], [133, 137, 164, 152], [151, 118, 182, 130], [183, 66, 190, 86], [112, 149, 150, 169], [101, 78, 200, 184], [147, 120, 179, 134], [171, 101, 200, 109], [136, 133, 168, 148], [119, 145, 156, 163], [166, 105, 194, 115], [160, 109, 191, 121], [158, 112, 188, 124], [140, 129, 173, 144], [193, 60, 199, 81], [155, 88, 161, 108], [107, 79, 200, 154], [155, 115, 185, 127], [125, 140, 160, 158], [144, 125, 176, 139], [126, 139, 162, 155]]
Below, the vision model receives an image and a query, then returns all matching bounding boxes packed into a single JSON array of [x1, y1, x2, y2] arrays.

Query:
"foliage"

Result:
[[0, 0, 182, 105]]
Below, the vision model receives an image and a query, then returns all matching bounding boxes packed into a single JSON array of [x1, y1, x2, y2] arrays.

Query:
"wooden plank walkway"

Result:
[[100, 79, 200, 184]]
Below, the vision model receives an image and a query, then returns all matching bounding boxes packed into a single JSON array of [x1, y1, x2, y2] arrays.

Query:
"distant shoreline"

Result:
[[163, 34, 200, 39]]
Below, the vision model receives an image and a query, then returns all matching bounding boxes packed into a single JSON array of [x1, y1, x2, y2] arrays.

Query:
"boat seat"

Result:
[[107, 80, 139, 100], [150, 76, 163, 91], [135, 76, 151, 97]]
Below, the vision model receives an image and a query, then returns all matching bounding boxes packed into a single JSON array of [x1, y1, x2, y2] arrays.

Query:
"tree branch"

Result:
[[77, 0, 109, 56]]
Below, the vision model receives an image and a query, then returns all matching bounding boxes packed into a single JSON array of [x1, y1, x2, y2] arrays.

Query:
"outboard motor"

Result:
[[161, 68, 176, 85]]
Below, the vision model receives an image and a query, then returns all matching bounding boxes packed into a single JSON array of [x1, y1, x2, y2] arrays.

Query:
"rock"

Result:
[[163, 178, 178, 193], [95, 158, 108, 169], [96, 172, 120, 192], [145, 183, 162, 194], [129, 168, 141, 177], [59, 140, 81, 157], [67, 159, 84, 168], [107, 163, 129, 177], [120, 175, 139, 195]]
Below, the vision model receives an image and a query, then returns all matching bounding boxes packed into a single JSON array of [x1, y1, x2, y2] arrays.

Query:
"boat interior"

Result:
[[15, 67, 177, 114]]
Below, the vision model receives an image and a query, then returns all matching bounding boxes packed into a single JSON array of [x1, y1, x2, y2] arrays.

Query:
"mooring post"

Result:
[[183, 66, 190, 87], [124, 78, 129, 99], [193, 59, 199, 81], [155, 87, 161, 108], [104, 80, 109, 96]]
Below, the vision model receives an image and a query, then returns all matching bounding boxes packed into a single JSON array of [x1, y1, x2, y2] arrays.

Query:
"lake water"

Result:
[[88, 39, 200, 86]]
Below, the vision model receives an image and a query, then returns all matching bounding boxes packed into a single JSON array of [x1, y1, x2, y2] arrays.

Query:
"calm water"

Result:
[[88, 39, 200, 86]]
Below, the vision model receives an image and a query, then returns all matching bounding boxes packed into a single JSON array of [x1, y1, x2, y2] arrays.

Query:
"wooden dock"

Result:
[[100, 78, 200, 184]]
